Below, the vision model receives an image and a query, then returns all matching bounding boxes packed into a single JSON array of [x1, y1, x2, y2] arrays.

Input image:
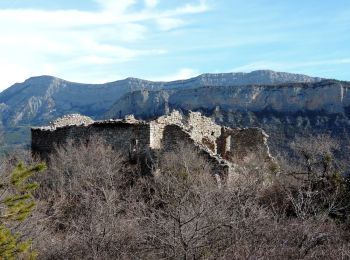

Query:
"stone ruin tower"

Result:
[[31, 111, 274, 180]]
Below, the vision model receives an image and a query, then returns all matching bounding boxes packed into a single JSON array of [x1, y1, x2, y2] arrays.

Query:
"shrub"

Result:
[[0, 162, 46, 259], [11, 136, 350, 259]]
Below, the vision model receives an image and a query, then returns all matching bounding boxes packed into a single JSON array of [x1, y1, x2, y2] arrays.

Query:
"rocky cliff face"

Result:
[[0, 70, 333, 150], [106, 80, 350, 155], [165, 70, 323, 88], [0, 76, 150, 127], [0, 70, 322, 125], [107, 80, 350, 117]]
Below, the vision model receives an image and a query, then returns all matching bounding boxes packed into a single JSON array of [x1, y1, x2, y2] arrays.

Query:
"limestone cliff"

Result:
[[0, 70, 321, 127], [0, 70, 332, 149], [106, 80, 350, 155], [107, 80, 350, 117]]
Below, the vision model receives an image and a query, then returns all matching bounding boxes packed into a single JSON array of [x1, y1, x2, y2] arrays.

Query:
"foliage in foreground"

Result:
[[0, 161, 46, 259], [2, 136, 350, 259]]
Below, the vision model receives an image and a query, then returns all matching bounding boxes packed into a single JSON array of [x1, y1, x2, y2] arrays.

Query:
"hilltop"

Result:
[[0, 70, 341, 153]]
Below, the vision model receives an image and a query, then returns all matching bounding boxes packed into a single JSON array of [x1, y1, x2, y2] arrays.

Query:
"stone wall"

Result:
[[32, 111, 274, 178], [48, 114, 94, 129], [162, 124, 231, 178], [149, 110, 221, 153], [217, 127, 274, 169], [186, 112, 221, 153], [149, 110, 184, 149], [32, 121, 151, 164], [151, 111, 272, 166]]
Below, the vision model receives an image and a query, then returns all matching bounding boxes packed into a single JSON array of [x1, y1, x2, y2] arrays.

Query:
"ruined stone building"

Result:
[[31, 111, 274, 180]]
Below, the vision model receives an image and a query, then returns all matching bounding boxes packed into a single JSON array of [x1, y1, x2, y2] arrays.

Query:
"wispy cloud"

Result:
[[157, 18, 186, 31], [2, 0, 347, 90], [0, 0, 211, 90], [232, 59, 350, 75], [152, 68, 200, 81], [145, 0, 159, 9], [164, 0, 210, 15], [94, 0, 136, 14]]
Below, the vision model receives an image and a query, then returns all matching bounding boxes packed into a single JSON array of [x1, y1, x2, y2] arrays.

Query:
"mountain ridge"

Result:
[[0, 70, 343, 151], [0, 70, 325, 125], [0, 69, 324, 95], [106, 79, 350, 118]]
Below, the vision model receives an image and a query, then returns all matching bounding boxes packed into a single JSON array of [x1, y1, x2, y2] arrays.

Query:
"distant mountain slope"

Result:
[[0, 70, 322, 126], [0, 70, 325, 149], [0, 76, 157, 127], [106, 80, 349, 119], [162, 70, 323, 89], [105, 79, 350, 155]]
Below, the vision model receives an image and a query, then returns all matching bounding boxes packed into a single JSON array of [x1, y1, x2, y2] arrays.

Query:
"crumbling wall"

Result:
[[162, 124, 231, 178], [48, 114, 94, 129], [32, 125, 87, 158], [150, 110, 184, 149], [186, 112, 221, 153], [150, 110, 271, 160], [217, 127, 273, 166], [32, 111, 275, 178], [32, 122, 151, 164], [150, 110, 221, 153]]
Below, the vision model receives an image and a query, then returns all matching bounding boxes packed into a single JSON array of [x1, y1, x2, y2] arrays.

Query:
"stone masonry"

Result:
[[31, 111, 274, 179]]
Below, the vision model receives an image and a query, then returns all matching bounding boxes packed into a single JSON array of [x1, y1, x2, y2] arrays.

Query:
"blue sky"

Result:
[[0, 0, 349, 91]]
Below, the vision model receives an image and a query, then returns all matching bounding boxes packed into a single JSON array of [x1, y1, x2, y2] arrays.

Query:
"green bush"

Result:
[[0, 163, 46, 259]]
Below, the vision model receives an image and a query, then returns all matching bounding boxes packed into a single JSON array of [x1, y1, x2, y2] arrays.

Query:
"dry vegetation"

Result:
[[1, 136, 350, 259]]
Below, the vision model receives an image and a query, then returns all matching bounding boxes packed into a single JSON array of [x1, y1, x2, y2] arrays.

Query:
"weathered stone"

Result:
[[34, 114, 95, 130], [31, 110, 274, 180]]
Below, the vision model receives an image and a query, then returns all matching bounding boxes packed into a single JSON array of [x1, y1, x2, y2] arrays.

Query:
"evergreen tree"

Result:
[[0, 162, 46, 259]]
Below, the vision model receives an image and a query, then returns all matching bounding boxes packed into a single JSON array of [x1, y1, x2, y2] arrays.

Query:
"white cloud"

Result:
[[153, 1, 209, 31], [232, 59, 350, 75], [157, 18, 185, 31], [94, 0, 136, 14], [66, 47, 167, 66], [0, 1, 211, 91], [145, 0, 159, 9], [152, 68, 200, 81], [163, 0, 210, 16], [0, 60, 57, 90]]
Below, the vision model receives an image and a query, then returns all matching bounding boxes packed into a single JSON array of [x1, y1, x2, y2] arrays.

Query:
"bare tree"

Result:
[[289, 134, 340, 177], [10, 136, 349, 259], [30, 137, 140, 259], [124, 143, 281, 259]]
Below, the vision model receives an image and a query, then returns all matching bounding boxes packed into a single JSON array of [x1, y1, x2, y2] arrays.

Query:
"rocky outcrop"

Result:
[[105, 80, 350, 156], [0, 70, 335, 150], [0, 70, 322, 126], [107, 80, 350, 118]]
